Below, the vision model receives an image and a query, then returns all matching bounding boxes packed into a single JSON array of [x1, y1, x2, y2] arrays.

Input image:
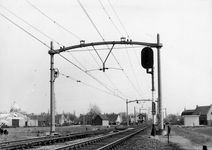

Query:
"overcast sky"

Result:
[[0, 0, 212, 116]]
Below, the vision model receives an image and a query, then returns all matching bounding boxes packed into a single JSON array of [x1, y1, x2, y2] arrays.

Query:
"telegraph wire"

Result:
[[107, 0, 151, 93], [77, 0, 135, 99], [125, 46, 145, 97], [27, 0, 126, 99], [0, 4, 63, 47], [0, 13, 50, 48], [60, 72, 125, 100], [98, 0, 122, 36], [77, 0, 104, 40], [26, 0, 102, 69], [25, 0, 81, 40], [132, 46, 151, 89], [58, 53, 124, 99], [68, 45, 143, 52], [77, 0, 143, 98], [26, 0, 103, 70], [108, 0, 129, 38]]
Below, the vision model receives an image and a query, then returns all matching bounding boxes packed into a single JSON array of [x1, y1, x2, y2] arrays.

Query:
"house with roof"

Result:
[[138, 113, 147, 123], [106, 113, 122, 125], [55, 113, 74, 126], [29, 114, 49, 126], [92, 114, 109, 126], [0, 102, 30, 127], [192, 105, 212, 125], [181, 104, 212, 126], [79, 114, 93, 125]]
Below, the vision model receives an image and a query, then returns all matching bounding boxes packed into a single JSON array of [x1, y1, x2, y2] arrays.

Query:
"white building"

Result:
[[0, 102, 30, 127], [183, 115, 199, 126]]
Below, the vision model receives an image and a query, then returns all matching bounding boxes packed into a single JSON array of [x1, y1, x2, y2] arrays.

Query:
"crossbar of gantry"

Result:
[[48, 40, 162, 54]]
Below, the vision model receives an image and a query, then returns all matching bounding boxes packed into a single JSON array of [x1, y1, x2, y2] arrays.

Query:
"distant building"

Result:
[[106, 113, 122, 125], [55, 114, 73, 125], [183, 115, 199, 126], [181, 104, 212, 126], [181, 109, 195, 116], [0, 102, 30, 127], [129, 114, 139, 124], [92, 114, 109, 126], [79, 114, 93, 125], [137, 113, 147, 123], [29, 114, 48, 126]]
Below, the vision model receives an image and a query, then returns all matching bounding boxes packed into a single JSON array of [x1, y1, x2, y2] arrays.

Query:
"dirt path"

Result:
[[156, 130, 212, 150]]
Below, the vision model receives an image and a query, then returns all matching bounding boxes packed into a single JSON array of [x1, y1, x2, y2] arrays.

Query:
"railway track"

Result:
[[53, 125, 148, 150], [0, 128, 113, 150]]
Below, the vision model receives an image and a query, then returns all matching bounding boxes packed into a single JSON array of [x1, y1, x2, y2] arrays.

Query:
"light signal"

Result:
[[141, 47, 153, 69]]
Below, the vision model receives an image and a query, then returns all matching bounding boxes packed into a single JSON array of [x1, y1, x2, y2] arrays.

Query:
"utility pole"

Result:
[[134, 107, 136, 125], [150, 67, 156, 136], [49, 41, 55, 135], [157, 34, 164, 134], [48, 41, 59, 135], [126, 99, 129, 126]]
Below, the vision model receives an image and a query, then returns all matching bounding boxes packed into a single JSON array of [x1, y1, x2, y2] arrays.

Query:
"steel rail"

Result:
[[52, 126, 148, 150], [96, 126, 148, 150], [0, 129, 112, 150]]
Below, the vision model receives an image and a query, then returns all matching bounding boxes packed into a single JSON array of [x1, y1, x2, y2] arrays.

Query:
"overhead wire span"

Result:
[[132, 46, 151, 89], [77, 0, 136, 99], [25, 0, 81, 40], [0, 4, 63, 47], [58, 53, 125, 99], [98, 0, 122, 36], [125, 46, 145, 97], [77, 0, 144, 98], [26, 0, 103, 71], [60, 72, 125, 100], [26, 0, 126, 99], [77, 0, 104, 40], [0, 13, 50, 48], [108, 0, 129, 38], [107, 0, 151, 97]]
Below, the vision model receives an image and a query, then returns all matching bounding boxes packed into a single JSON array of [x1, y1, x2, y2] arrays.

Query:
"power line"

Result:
[[107, 0, 151, 95], [58, 53, 125, 100], [0, 4, 63, 47], [98, 0, 122, 36], [25, 0, 81, 40], [0, 13, 50, 48], [26, 0, 126, 99], [60, 72, 125, 100], [125, 46, 145, 97], [26, 0, 104, 74], [67, 46, 144, 53], [132, 46, 151, 89], [77, 0, 104, 40], [77, 0, 143, 98], [108, 0, 129, 38], [77, 0, 136, 99]]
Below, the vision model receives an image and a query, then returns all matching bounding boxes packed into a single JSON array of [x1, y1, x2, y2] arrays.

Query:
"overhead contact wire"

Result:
[[26, 0, 81, 40], [0, 13, 49, 48]]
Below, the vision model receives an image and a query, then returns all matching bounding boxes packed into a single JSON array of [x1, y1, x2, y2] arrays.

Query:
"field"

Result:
[[171, 125, 212, 149], [0, 125, 110, 142]]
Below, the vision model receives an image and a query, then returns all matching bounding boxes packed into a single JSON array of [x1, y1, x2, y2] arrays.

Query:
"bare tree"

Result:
[[87, 103, 101, 115]]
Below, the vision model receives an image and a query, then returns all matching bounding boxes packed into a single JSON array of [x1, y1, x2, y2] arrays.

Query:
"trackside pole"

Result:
[[49, 41, 55, 135], [126, 99, 129, 126], [157, 34, 164, 133], [151, 67, 156, 136]]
